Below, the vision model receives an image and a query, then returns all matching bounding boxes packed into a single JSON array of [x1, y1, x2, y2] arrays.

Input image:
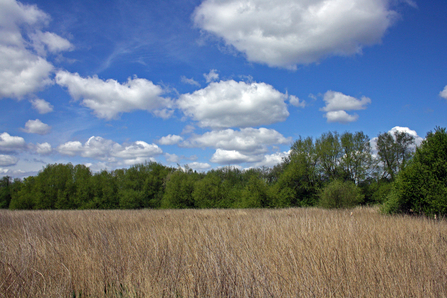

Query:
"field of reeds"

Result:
[[1, 207, 446, 297]]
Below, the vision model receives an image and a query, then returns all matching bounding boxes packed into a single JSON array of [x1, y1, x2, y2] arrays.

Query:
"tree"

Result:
[[0, 176, 12, 208], [382, 127, 447, 216], [273, 136, 320, 207], [161, 169, 199, 209], [376, 130, 415, 180], [339, 131, 373, 184], [193, 172, 223, 208], [316, 131, 342, 181]]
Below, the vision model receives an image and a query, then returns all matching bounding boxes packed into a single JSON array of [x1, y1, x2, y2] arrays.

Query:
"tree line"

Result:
[[1, 127, 446, 216]]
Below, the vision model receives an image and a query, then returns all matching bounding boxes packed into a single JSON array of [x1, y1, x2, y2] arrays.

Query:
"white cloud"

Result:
[[0, 45, 53, 98], [321, 91, 371, 123], [321, 91, 371, 112], [57, 136, 162, 163], [181, 76, 200, 87], [181, 125, 195, 135], [0, 0, 72, 99], [30, 31, 74, 56], [158, 134, 184, 145], [111, 141, 162, 159], [289, 95, 306, 108], [211, 149, 264, 164], [204, 69, 219, 83], [370, 126, 424, 155], [194, 0, 405, 69], [30, 98, 53, 114], [440, 85, 447, 100], [187, 162, 211, 170], [324, 110, 359, 123], [253, 151, 290, 168], [182, 128, 291, 154], [389, 126, 423, 147], [165, 153, 180, 163], [36, 142, 52, 155], [21, 119, 51, 135], [0, 154, 18, 166], [178, 80, 290, 128], [55, 71, 172, 120], [0, 132, 26, 152]]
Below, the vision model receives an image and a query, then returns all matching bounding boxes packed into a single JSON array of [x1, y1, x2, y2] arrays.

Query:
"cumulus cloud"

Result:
[[289, 95, 306, 108], [30, 98, 53, 114], [370, 126, 424, 155], [440, 85, 447, 100], [187, 162, 211, 170], [55, 71, 172, 120], [193, 0, 407, 69], [0, 154, 19, 166], [30, 31, 74, 56], [324, 111, 359, 123], [165, 153, 180, 163], [0, 132, 26, 152], [389, 126, 424, 147], [211, 149, 264, 164], [204, 69, 219, 83], [35, 142, 52, 155], [21, 119, 51, 135], [158, 134, 184, 145], [321, 91, 371, 123], [252, 151, 290, 168], [182, 128, 291, 154], [178, 80, 290, 128], [57, 136, 162, 164], [0, 0, 73, 99]]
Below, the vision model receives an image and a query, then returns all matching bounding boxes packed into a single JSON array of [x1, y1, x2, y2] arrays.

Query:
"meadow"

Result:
[[1, 208, 446, 297]]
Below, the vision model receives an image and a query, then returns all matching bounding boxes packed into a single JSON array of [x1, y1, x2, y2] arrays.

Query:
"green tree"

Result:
[[9, 177, 36, 209], [376, 130, 415, 180], [273, 136, 320, 207], [382, 127, 447, 216], [73, 164, 94, 209], [161, 168, 199, 209], [193, 172, 223, 208], [339, 131, 373, 184], [0, 176, 12, 208], [316, 131, 342, 181], [88, 170, 119, 209], [239, 173, 270, 208]]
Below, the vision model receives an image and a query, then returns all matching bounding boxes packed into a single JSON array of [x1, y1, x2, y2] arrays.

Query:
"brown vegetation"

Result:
[[1, 208, 446, 297]]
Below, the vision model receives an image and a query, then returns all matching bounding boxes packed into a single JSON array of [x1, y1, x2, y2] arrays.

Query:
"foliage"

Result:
[[0, 176, 12, 208], [2, 127, 437, 212], [382, 127, 447, 216], [161, 168, 199, 209], [376, 130, 415, 180], [318, 179, 364, 209]]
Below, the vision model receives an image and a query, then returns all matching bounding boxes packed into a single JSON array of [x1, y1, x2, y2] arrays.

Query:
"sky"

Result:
[[0, 0, 446, 178]]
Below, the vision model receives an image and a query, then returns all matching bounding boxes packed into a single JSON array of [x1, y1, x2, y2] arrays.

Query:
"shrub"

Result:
[[318, 180, 364, 209]]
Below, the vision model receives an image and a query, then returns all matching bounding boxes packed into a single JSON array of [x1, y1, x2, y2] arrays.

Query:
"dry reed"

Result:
[[0, 207, 446, 297]]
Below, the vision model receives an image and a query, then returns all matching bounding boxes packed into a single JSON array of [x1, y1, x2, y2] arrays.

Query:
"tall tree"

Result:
[[383, 127, 447, 216], [0, 176, 12, 208], [339, 131, 373, 184], [376, 130, 415, 180]]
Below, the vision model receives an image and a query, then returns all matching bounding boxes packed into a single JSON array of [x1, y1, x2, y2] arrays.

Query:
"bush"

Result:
[[382, 127, 447, 216], [318, 180, 364, 209]]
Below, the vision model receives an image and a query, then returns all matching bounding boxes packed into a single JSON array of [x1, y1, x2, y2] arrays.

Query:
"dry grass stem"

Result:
[[1, 207, 446, 297]]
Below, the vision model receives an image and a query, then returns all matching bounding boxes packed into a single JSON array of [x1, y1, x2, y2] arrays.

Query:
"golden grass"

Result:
[[1, 207, 446, 297]]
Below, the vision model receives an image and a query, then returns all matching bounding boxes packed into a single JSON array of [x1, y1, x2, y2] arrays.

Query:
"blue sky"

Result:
[[0, 0, 446, 177]]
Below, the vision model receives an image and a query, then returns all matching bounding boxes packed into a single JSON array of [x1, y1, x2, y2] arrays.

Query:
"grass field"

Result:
[[1, 207, 446, 297]]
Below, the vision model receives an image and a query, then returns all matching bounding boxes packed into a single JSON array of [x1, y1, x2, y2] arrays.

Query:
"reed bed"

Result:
[[0, 207, 446, 297]]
